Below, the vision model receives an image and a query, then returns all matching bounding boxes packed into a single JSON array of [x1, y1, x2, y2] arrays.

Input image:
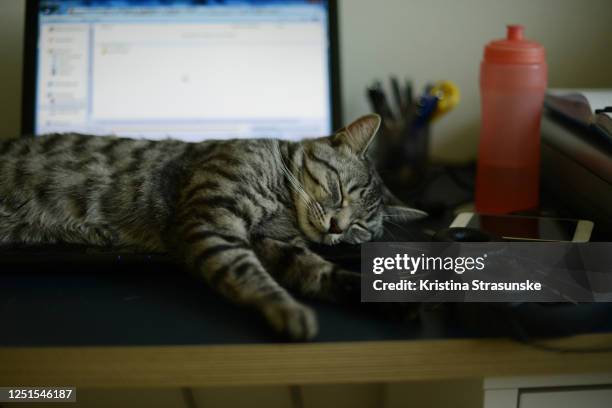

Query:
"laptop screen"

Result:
[[30, 0, 336, 141]]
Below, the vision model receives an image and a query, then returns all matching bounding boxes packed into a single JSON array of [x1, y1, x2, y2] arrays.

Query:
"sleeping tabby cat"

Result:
[[0, 114, 425, 340]]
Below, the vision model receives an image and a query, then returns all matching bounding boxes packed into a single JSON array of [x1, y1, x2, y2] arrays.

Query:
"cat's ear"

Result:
[[384, 205, 428, 222], [331, 114, 381, 157]]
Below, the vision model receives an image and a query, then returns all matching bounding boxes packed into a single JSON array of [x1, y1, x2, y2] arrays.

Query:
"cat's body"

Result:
[[0, 114, 424, 340], [0, 133, 300, 250]]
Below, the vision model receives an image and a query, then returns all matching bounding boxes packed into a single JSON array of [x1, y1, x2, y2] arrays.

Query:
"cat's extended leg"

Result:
[[173, 219, 318, 340], [254, 238, 420, 321], [253, 237, 361, 304]]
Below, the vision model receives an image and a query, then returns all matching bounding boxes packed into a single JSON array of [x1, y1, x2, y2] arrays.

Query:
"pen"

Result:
[[369, 83, 395, 122], [413, 94, 438, 128], [367, 88, 381, 115], [390, 76, 404, 117], [404, 79, 413, 116], [378, 88, 395, 122]]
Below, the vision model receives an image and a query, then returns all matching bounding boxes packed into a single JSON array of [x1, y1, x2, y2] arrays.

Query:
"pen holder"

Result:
[[366, 78, 454, 200], [374, 118, 430, 200]]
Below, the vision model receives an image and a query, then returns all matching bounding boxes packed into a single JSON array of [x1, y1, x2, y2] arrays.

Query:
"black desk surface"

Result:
[[2, 167, 611, 347]]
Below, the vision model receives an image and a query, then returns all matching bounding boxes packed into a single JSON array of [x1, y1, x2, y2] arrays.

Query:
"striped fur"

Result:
[[0, 114, 425, 340]]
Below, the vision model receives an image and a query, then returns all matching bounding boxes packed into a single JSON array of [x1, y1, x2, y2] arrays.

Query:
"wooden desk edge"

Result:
[[1, 334, 612, 387]]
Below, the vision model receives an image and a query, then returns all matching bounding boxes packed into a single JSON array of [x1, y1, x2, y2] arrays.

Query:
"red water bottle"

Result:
[[475, 25, 547, 214]]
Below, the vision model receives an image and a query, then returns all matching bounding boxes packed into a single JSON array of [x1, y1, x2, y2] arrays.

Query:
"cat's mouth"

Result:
[[302, 216, 344, 245]]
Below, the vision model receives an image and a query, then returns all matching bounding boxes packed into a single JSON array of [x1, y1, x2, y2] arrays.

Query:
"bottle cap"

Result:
[[484, 25, 545, 64]]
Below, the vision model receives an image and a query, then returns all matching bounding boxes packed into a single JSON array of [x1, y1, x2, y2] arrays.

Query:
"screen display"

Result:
[[467, 214, 578, 241], [34, 0, 332, 141]]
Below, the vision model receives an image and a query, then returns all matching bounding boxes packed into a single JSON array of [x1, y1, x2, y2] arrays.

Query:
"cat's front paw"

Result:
[[263, 301, 318, 341]]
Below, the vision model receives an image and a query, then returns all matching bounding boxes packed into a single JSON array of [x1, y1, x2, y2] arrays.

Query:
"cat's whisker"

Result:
[[281, 167, 311, 206], [383, 225, 399, 241], [384, 220, 415, 237], [276, 144, 315, 207], [277, 145, 329, 230], [311, 201, 326, 220], [306, 201, 326, 227]]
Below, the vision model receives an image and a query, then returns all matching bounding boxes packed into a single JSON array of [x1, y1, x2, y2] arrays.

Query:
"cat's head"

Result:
[[293, 114, 427, 245]]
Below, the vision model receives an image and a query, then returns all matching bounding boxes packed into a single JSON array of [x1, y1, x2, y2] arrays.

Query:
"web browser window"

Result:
[[35, 0, 332, 141]]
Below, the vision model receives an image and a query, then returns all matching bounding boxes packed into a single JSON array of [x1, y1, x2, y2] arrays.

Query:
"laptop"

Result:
[[21, 0, 341, 140], [6, 0, 342, 264]]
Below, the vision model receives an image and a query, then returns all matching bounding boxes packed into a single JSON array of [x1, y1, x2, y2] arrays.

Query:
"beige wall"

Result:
[[1, 0, 611, 161]]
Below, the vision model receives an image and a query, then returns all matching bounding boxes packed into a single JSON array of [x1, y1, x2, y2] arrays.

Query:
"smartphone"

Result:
[[450, 213, 594, 242]]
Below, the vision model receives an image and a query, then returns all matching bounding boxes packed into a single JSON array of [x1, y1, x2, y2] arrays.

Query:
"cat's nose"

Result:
[[328, 217, 343, 234]]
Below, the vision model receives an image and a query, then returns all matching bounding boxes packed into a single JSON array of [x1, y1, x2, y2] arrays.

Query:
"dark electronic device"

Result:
[[449, 212, 593, 242]]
